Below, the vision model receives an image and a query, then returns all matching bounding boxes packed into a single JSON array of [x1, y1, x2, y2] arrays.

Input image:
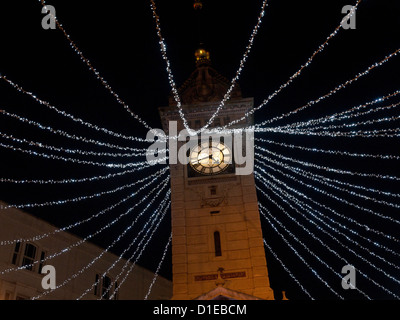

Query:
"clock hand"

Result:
[[197, 155, 211, 162], [211, 156, 220, 164]]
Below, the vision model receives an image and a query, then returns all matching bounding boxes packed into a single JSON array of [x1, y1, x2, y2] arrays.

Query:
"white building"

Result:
[[0, 201, 172, 300]]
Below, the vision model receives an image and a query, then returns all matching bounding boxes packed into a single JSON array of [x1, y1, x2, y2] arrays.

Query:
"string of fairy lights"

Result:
[[149, 0, 270, 135], [0, 0, 398, 300]]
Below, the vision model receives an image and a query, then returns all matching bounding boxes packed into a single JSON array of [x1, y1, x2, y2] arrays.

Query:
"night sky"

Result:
[[0, 0, 399, 300]]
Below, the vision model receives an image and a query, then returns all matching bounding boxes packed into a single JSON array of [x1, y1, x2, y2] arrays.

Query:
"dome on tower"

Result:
[[194, 48, 211, 66]]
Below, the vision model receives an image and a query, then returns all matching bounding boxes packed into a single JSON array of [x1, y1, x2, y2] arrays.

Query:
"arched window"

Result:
[[214, 231, 222, 257]]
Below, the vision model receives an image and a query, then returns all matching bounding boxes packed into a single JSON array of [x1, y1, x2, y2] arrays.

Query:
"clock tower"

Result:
[[158, 49, 274, 300]]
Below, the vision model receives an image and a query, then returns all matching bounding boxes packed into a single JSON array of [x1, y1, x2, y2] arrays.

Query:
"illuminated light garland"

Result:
[[0, 110, 152, 151], [0, 164, 162, 185], [257, 180, 398, 298], [216, 0, 363, 131], [256, 175, 399, 298], [291, 112, 400, 133], [5, 0, 390, 298], [0, 131, 159, 158], [200, 0, 269, 132], [144, 233, 172, 300], [0, 164, 167, 210], [259, 202, 344, 299], [255, 155, 400, 232], [279, 91, 400, 130], [255, 161, 400, 257], [256, 169, 400, 271], [149, 0, 183, 128], [254, 48, 400, 128], [0, 168, 168, 245], [255, 158, 400, 246], [99, 198, 171, 300], [256, 154, 400, 209], [206, 47, 399, 137], [260, 204, 355, 299], [95, 199, 171, 301], [264, 127, 400, 138], [255, 140, 400, 198], [263, 238, 313, 300], [149, 0, 269, 134], [255, 146, 400, 181], [0, 74, 150, 143], [0, 177, 171, 276], [77, 194, 171, 300], [108, 199, 171, 300], [0, 140, 167, 173], [257, 175, 400, 295], [32, 189, 171, 300], [37, 0, 154, 132], [255, 137, 400, 161], [255, 154, 400, 228]]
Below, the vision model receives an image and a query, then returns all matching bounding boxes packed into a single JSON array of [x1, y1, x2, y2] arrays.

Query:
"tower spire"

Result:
[[193, 0, 211, 65]]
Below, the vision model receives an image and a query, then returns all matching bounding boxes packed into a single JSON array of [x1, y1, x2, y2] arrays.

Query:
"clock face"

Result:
[[189, 141, 232, 175]]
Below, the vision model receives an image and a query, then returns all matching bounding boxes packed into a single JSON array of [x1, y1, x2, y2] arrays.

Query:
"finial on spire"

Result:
[[195, 46, 211, 66], [193, 0, 203, 10]]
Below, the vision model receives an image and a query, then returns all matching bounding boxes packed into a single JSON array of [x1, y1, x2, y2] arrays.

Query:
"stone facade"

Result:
[[159, 64, 274, 300], [0, 202, 172, 300]]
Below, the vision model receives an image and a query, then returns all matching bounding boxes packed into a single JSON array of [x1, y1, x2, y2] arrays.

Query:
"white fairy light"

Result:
[[207, 47, 399, 138], [32, 189, 171, 300], [0, 131, 158, 158], [256, 153, 400, 209], [0, 109, 153, 151], [149, 0, 270, 134], [259, 202, 344, 298], [144, 233, 172, 300], [255, 154, 400, 228], [0, 74, 151, 143], [99, 198, 171, 300], [290, 112, 400, 133], [208, 46, 399, 136], [77, 194, 171, 300], [255, 155, 400, 234], [108, 199, 171, 300], [266, 127, 400, 138], [255, 146, 400, 181], [0, 177, 171, 276], [0, 167, 168, 246], [256, 169, 400, 271], [256, 173, 400, 296], [263, 238, 314, 299], [257, 181, 397, 298], [0, 163, 164, 185], [256, 161, 400, 257], [278, 91, 400, 130], [255, 158, 400, 247], [255, 137, 400, 161], [37, 0, 154, 132], [261, 204, 358, 299], [254, 48, 400, 128], [256, 175, 399, 298], [216, 0, 363, 132], [0, 0, 393, 301], [0, 163, 167, 210], [0, 139, 167, 174]]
